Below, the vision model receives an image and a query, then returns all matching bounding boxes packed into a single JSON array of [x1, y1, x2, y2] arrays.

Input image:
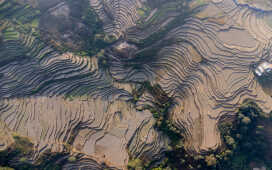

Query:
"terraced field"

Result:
[[1, 0, 272, 169], [108, 0, 272, 154]]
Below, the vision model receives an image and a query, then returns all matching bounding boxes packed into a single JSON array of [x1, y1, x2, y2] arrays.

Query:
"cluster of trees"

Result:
[[0, 133, 78, 170], [216, 101, 272, 169], [139, 83, 181, 141], [61, 0, 109, 56], [0, 134, 34, 170]]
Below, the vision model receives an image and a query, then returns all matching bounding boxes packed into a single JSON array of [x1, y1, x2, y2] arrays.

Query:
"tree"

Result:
[[68, 156, 76, 162], [225, 135, 235, 146], [241, 116, 251, 124], [127, 158, 144, 170], [205, 154, 217, 166]]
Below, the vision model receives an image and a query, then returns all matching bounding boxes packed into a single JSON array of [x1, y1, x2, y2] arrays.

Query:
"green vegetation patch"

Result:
[[216, 101, 272, 170], [0, 133, 34, 170], [0, 0, 41, 42], [0, 133, 74, 170], [2, 27, 20, 40], [137, 6, 151, 18]]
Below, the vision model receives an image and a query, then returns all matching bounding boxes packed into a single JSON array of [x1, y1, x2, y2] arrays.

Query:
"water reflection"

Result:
[[255, 61, 272, 96]]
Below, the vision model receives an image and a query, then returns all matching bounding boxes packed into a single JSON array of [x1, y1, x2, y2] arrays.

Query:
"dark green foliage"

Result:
[[127, 158, 144, 170], [216, 101, 272, 170], [0, 134, 34, 170], [64, 0, 109, 56], [143, 83, 181, 144], [0, 134, 70, 170]]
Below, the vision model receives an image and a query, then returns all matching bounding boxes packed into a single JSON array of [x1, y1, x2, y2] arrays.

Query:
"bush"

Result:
[[68, 156, 76, 162], [225, 135, 235, 146], [216, 102, 272, 169], [241, 116, 251, 124], [205, 154, 217, 166], [127, 158, 144, 169]]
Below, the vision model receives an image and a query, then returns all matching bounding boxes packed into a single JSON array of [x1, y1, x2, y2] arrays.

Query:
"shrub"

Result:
[[68, 156, 76, 162], [127, 158, 143, 169], [241, 116, 251, 124], [205, 154, 217, 166]]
